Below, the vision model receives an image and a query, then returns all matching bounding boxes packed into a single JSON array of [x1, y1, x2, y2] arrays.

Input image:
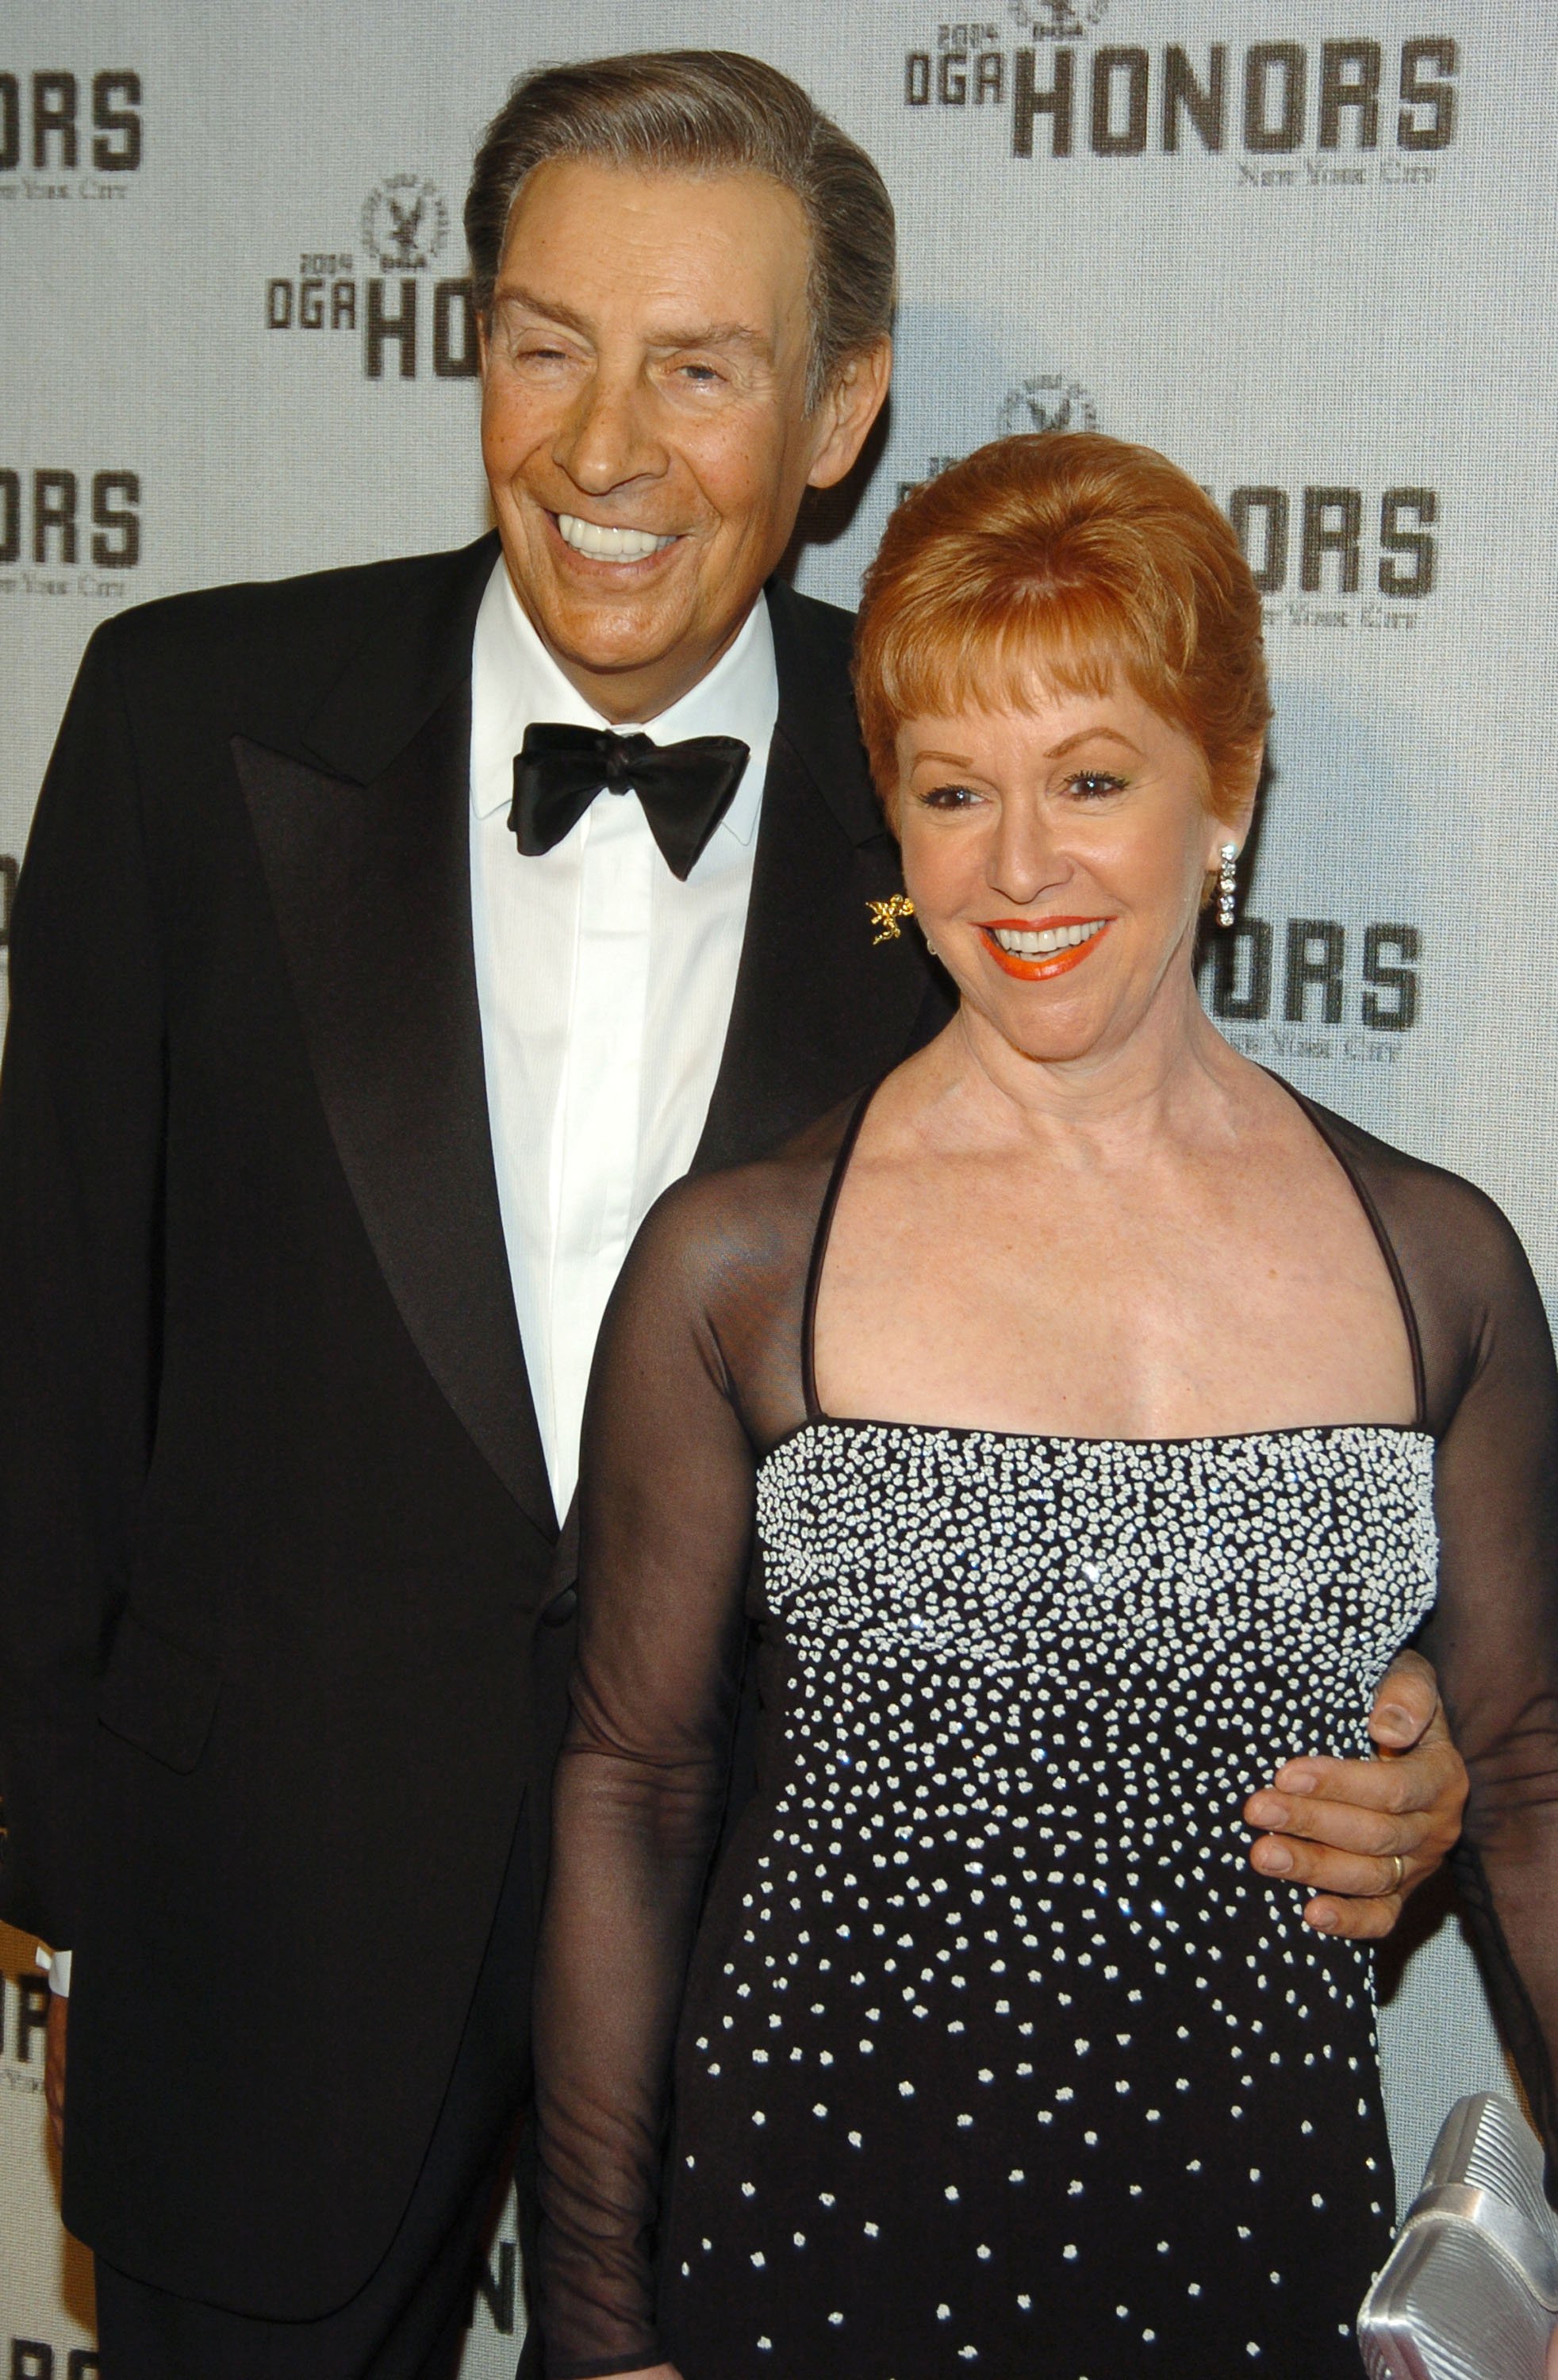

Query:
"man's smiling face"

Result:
[[479, 156, 888, 723]]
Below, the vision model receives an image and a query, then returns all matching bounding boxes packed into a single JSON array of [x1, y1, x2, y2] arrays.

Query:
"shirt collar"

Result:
[[470, 555, 777, 846]]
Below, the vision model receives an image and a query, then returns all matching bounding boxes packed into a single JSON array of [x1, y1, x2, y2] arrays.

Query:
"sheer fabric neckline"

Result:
[[798, 1070, 1431, 1441]]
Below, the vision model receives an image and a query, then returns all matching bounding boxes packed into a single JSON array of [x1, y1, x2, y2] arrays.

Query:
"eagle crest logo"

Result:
[[997, 375, 1099, 439], [360, 175, 450, 272], [1007, 0, 1114, 33]]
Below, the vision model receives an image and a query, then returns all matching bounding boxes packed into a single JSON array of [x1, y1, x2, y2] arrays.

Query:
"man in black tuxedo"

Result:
[[0, 48, 1464, 2380]]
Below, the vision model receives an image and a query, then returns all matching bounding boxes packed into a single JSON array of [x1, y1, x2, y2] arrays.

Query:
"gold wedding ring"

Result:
[[1387, 1852, 1406, 1891]]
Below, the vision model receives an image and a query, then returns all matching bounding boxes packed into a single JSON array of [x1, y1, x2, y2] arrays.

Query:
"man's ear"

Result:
[[807, 336, 892, 492]]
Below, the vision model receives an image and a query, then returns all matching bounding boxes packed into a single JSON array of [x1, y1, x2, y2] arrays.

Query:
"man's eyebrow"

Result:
[[489, 285, 593, 336], [656, 321, 773, 359], [490, 286, 772, 358]]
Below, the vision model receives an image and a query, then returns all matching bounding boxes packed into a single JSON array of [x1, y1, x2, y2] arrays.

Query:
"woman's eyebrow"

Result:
[[1044, 727, 1145, 759]]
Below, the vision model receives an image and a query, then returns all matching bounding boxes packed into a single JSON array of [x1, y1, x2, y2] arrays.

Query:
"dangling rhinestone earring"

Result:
[[1216, 843, 1239, 930]]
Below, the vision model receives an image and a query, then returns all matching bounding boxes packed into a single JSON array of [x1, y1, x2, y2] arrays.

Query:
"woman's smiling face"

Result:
[[896, 678, 1253, 1069]]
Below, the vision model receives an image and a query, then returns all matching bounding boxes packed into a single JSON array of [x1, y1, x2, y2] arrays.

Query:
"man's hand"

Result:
[[1244, 1648, 1468, 1939], [45, 1993, 67, 2155]]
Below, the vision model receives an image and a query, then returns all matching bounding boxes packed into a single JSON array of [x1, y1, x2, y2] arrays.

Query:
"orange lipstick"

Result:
[[977, 916, 1113, 981]]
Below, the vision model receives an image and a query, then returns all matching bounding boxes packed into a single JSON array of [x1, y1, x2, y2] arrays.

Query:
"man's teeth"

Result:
[[990, 920, 1107, 957], [555, 512, 676, 562]]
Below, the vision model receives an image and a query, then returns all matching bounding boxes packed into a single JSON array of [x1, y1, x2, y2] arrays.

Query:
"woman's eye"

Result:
[[1067, 771, 1127, 800], [919, 782, 982, 810]]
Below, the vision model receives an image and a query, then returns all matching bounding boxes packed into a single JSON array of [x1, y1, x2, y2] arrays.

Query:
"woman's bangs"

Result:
[[883, 579, 1158, 731]]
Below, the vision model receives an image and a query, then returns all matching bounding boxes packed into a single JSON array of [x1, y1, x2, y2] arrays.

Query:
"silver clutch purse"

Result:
[[1359, 2093, 1558, 2380]]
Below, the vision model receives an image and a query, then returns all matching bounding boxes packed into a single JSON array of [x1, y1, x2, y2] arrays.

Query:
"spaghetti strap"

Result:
[[799, 1080, 880, 1423]]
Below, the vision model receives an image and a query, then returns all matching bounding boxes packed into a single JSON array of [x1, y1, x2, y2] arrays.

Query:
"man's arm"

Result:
[[0, 615, 167, 1949], [1244, 1647, 1468, 1940]]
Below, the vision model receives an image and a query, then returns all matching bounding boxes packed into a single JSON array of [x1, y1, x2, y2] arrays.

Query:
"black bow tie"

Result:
[[508, 722, 750, 882]]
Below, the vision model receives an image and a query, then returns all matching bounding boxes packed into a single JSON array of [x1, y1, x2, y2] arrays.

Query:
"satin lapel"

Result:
[[693, 608, 945, 1174], [233, 691, 556, 1540]]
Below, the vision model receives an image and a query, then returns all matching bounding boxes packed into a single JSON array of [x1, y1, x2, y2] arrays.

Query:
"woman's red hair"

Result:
[[853, 432, 1271, 825]]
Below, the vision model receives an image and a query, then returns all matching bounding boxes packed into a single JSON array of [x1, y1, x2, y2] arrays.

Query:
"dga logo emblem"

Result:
[[998, 374, 1098, 436], [359, 174, 449, 272], [266, 172, 478, 378], [1007, 0, 1113, 33]]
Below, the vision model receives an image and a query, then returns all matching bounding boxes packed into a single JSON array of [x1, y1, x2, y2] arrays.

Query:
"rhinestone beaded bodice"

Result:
[[661, 1420, 1437, 2378], [754, 1421, 1439, 1884], [753, 1414, 1436, 1983]]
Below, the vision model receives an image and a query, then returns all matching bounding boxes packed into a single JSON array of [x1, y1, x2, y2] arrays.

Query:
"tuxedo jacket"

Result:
[[0, 533, 950, 2318]]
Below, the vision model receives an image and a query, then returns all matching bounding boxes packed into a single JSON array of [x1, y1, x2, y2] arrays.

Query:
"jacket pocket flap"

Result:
[[98, 1610, 221, 1773]]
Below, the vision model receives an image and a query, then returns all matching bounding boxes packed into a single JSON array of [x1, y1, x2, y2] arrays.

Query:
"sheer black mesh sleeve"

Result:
[[1316, 1103, 1558, 2186], [1413, 1200, 1558, 2175], [531, 1134, 828, 2378]]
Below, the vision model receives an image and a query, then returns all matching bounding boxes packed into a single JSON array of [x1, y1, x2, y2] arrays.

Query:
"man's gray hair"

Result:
[[465, 50, 896, 409]]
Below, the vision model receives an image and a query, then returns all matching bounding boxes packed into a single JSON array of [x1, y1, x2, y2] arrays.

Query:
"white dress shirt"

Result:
[[469, 556, 777, 1518]]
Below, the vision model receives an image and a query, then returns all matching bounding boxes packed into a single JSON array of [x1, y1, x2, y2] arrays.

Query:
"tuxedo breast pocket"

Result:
[[97, 1606, 222, 1772]]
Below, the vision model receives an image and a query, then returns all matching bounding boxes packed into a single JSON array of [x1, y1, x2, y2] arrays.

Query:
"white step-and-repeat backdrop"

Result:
[[3, 2, 1554, 2369]]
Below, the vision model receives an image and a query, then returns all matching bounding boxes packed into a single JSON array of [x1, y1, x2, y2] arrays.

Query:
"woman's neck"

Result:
[[919, 966, 1249, 1167]]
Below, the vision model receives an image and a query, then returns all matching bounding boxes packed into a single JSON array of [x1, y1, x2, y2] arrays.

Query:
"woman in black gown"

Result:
[[532, 433, 1558, 2379]]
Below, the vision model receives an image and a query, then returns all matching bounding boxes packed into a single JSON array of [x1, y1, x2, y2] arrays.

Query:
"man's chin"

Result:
[[522, 593, 730, 716], [535, 604, 696, 680], [512, 547, 677, 643], [501, 533, 762, 712]]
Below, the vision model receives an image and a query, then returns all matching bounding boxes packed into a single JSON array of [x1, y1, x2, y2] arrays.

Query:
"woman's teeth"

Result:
[[990, 920, 1107, 957], [555, 513, 677, 562]]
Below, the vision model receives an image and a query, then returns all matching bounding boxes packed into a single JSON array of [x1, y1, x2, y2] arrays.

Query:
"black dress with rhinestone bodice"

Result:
[[535, 1086, 1558, 2380]]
